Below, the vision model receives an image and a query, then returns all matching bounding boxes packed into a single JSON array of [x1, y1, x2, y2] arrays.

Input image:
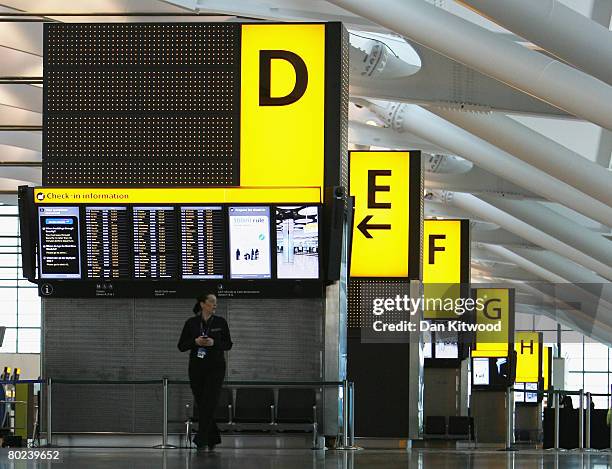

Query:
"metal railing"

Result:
[[38, 378, 356, 449], [505, 385, 612, 452]]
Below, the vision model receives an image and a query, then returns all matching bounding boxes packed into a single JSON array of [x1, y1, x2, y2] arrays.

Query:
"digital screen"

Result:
[[525, 382, 538, 403], [228, 206, 271, 279], [514, 383, 525, 403], [38, 206, 81, 279], [275, 206, 319, 279], [492, 357, 510, 386], [180, 206, 225, 279], [473, 358, 489, 386], [423, 329, 432, 359], [435, 330, 459, 359], [85, 206, 130, 279], [133, 207, 178, 279]]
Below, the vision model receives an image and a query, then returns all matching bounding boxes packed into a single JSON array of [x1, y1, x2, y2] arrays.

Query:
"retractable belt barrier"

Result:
[[42, 378, 356, 449], [505, 386, 612, 452]]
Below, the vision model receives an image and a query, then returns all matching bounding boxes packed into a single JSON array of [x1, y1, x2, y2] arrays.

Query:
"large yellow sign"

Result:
[[423, 219, 469, 319], [472, 288, 514, 358], [33, 187, 320, 204], [515, 331, 541, 383], [543, 346, 551, 390], [240, 24, 326, 189], [349, 151, 421, 278]]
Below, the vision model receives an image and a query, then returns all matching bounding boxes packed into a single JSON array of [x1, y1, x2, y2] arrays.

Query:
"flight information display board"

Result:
[[38, 206, 81, 279], [180, 206, 225, 279], [85, 206, 130, 279], [30, 201, 323, 297], [133, 206, 178, 279]]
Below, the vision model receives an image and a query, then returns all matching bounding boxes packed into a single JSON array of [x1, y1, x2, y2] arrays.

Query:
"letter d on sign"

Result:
[[259, 50, 308, 106]]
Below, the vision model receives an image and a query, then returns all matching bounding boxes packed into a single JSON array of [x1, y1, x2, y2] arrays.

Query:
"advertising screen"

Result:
[[473, 358, 490, 386], [228, 206, 271, 279], [276, 206, 319, 279], [38, 206, 81, 279]]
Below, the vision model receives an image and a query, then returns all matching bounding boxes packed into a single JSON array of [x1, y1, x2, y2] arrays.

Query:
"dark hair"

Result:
[[192, 293, 216, 314]]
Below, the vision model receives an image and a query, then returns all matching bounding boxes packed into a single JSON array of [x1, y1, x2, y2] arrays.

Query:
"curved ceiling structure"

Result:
[[0, 0, 610, 342]]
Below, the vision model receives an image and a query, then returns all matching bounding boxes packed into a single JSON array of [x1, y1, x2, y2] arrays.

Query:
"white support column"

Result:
[[433, 191, 612, 281], [328, 0, 612, 129], [429, 108, 612, 207], [458, 0, 612, 86], [479, 196, 612, 269], [369, 102, 612, 226]]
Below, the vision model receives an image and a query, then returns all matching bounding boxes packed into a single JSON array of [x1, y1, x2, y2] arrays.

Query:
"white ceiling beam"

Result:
[[433, 190, 612, 280], [430, 107, 612, 207], [328, 0, 612, 129], [367, 101, 612, 225], [458, 0, 612, 86]]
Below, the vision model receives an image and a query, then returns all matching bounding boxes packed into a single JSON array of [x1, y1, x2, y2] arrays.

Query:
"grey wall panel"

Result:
[[225, 299, 323, 381], [51, 384, 134, 433], [133, 298, 197, 381], [44, 298, 134, 380], [44, 297, 324, 433]]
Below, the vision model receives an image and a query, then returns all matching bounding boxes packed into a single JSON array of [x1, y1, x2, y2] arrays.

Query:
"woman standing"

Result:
[[178, 293, 233, 451]]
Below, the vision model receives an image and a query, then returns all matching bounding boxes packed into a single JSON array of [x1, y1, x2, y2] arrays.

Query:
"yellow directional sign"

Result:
[[423, 219, 470, 319], [515, 331, 542, 383], [240, 24, 326, 189], [471, 288, 515, 358], [543, 346, 552, 390], [349, 151, 422, 278]]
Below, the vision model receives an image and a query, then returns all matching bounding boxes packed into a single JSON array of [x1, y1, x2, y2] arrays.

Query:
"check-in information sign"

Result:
[[349, 151, 422, 278]]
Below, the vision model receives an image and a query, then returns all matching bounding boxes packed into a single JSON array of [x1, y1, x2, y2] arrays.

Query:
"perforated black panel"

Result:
[[348, 279, 411, 329], [43, 23, 240, 187]]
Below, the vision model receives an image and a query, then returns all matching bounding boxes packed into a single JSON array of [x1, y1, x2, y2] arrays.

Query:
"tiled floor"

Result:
[[3, 448, 612, 469]]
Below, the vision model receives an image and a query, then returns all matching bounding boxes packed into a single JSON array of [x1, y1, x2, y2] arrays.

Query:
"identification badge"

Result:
[[197, 347, 207, 359]]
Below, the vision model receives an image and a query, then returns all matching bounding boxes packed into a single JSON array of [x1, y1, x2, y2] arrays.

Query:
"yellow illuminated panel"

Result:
[[472, 288, 512, 358], [33, 187, 321, 204], [350, 151, 410, 277], [543, 346, 551, 391], [240, 24, 325, 188], [423, 219, 462, 319], [515, 331, 540, 383]]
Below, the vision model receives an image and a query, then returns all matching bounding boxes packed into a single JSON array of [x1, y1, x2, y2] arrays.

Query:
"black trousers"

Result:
[[189, 360, 226, 446]]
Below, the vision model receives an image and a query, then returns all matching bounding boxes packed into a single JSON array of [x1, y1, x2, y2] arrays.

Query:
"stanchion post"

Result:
[[578, 389, 584, 450], [349, 382, 355, 447], [46, 378, 52, 447], [342, 379, 349, 449], [163, 377, 169, 447], [154, 377, 177, 449], [505, 386, 513, 450], [585, 392, 591, 450], [610, 385, 612, 451], [554, 392, 560, 450]]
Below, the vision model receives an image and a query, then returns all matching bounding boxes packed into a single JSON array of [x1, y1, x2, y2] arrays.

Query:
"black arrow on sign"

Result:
[[357, 215, 391, 239]]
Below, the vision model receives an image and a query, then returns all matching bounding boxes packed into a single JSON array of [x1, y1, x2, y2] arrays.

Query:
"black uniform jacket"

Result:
[[177, 315, 233, 365]]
